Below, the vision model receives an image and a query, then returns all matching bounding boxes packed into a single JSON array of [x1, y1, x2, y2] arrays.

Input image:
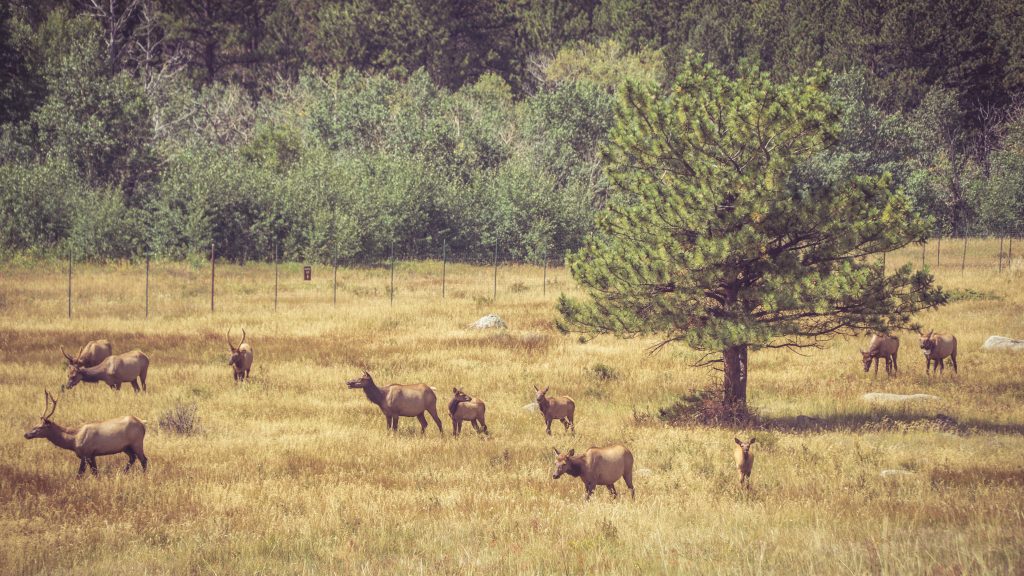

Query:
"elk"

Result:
[[552, 445, 635, 501], [347, 371, 444, 434], [860, 333, 900, 376], [23, 391, 148, 476], [61, 339, 112, 368], [919, 331, 958, 375], [734, 437, 755, 487], [64, 349, 149, 392], [449, 387, 488, 436], [534, 386, 575, 435], [227, 329, 253, 381]]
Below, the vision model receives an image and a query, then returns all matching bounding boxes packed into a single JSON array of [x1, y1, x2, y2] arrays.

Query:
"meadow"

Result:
[[0, 239, 1022, 575]]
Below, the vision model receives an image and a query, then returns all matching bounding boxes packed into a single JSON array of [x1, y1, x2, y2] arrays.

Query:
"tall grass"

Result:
[[0, 240, 1022, 574]]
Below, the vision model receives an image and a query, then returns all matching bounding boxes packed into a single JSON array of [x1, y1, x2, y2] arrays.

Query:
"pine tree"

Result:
[[557, 57, 946, 407]]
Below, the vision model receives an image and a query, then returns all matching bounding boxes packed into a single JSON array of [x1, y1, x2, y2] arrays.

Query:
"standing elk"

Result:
[[24, 391, 148, 477], [734, 437, 755, 487], [227, 329, 253, 381], [919, 331, 958, 375], [449, 387, 488, 436], [61, 339, 112, 368], [64, 349, 149, 392], [534, 386, 575, 435], [860, 333, 900, 376], [552, 445, 635, 501], [347, 371, 444, 434]]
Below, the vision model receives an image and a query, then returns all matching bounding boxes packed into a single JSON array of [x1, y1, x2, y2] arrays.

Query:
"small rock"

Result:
[[863, 392, 941, 404], [522, 402, 539, 412], [471, 313, 507, 330], [880, 469, 915, 478], [636, 468, 654, 477], [982, 336, 1024, 351]]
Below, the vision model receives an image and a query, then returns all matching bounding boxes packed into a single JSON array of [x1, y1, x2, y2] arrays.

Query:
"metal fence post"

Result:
[[961, 236, 967, 275], [67, 249, 72, 320], [333, 260, 338, 306], [442, 238, 447, 299], [145, 255, 150, 318], [390, 240, 395, 305], [936, 235, 941, 267], [210, 242, 215, 313], [999, 236, 1004, 272], [492, 241, 498, 300], [921, 240, 926, 268], [543, 248, 548, 295]]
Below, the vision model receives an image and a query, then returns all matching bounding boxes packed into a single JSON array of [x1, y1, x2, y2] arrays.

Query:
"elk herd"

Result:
[[23, 323, 961, 499]]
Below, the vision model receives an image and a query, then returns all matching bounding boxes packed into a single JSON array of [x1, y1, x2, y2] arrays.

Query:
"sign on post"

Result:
[[303, 266, 312, 281]]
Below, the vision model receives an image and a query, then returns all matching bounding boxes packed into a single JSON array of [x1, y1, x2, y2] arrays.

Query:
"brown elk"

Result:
[[347, 371, 444, 434], [919, 331, 958, 375], [61, 339, 112, 368], [734, 437, 755, 487], [860, 333, 900, 376], [552, 445, 635, 500], [534, 386, 575, 435], [24, 391, 148, 476], [64, 350, 149, 392], [449, 388, 488, 436], [227, 329, 253, 381]]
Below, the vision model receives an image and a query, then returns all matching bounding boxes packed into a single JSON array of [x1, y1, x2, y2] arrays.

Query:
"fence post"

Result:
[[67, 249, 72, 320], [543, 248, 548, 295], [921, 240, 926, 268], [333, 260, 338, 306], [210, 242, 215, 313], [1010, 235, 1015, 269], [492, 241, 498, 300], [999, 236, 1004, 272], [390, 240, 395, 305], [936, 235, 941, 267], [960, 235, 967, 275], [145, 255, 150, 318], [274, 241, 279, 311], [881, 251, 886, 274], [441, 238, 447, 299]]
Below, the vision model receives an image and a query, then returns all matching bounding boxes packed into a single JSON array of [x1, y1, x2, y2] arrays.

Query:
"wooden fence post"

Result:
[[67, 249, 72, 320], [210, 242, 215, 313]]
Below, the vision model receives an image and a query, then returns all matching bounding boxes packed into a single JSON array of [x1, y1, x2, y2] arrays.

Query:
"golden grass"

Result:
[[0, 239, 1022, 575]]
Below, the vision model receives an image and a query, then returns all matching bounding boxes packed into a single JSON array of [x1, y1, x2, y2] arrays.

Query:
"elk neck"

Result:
[[79, 364, 105, 382], [448, 397, 469, 416], [360, 382, 386, 407], [536, 395, 550, 412], [563, 456, 584, 478], [43, 422, 78, 451]]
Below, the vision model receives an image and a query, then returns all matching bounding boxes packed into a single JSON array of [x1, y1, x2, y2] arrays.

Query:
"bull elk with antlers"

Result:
[[64, 349, 149, 393], [24, 391, 148, 477], [227, 329, 253, 381], [61, 339, 112, 369]]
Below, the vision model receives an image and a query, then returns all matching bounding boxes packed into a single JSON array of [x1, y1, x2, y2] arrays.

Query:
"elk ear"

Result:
[[541, 387, 549, 395], [926, 331, 933, 339], [567, 448, 575, 457], [735, 437, 742, 445], [533, 385, 539, 391], [749, 438, 755, 444], [552, 448, 560, 456], [453, 387, 458, 394]]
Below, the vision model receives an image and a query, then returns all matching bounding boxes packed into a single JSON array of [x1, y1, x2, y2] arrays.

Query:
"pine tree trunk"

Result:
[[723, 344, 748, 405]]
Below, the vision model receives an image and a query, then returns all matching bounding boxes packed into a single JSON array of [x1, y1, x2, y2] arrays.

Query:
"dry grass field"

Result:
[[1, 239, 1022, 575]]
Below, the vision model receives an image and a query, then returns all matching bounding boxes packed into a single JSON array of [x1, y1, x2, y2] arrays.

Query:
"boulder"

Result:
[[862, 392, 941, 404], [522, 402, 539, 412], [982, 336, 1024, 351], [880, 469, 916, 478], [471, 313, 507, 330]]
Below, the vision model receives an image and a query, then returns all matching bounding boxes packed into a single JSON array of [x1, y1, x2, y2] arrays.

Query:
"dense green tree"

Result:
[[557, 58, 945, 406]]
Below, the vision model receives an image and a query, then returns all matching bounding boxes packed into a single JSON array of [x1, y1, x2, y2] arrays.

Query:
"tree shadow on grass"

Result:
[[765, 412, 1024, 435]]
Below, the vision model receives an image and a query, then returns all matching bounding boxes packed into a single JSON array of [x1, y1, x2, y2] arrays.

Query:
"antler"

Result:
[[240, 329, 246, 346], [42, 390, 57, 420], [60, 345, 74, 362], [227, 329, 234, 351]]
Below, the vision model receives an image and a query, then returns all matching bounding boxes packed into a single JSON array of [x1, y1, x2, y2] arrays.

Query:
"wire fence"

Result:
[[58, 236, 1020, 320]]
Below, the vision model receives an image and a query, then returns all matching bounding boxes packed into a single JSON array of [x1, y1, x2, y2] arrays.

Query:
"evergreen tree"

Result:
[[557, 57, 945, 407]]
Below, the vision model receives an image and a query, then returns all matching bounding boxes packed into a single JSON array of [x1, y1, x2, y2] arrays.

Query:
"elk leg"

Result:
[[561, 417, 571, 431], [873, 357, 879, 376], [892, 352, 898, 373], [951, 353, 958, 373], [624, 472, 635, 500], [451, 418, 459, 436], [138, 452, 148, 472], [124, 448, 136, 472], [131, 378, 141, 393], [938, 358, 945, 375], [584, 482, 595, 501], [427, 406, 444, 434], [545, 417, 552, 435], [470, 420, 481, 432], [416, 413, 428, 434], [479, 417, 488, 435], [88, 457, 99, 476], [607, 484, 618, 498], [77, 458, 87, 477]]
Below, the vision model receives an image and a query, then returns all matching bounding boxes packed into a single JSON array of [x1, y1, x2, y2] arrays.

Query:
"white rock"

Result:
[[522, 402, 539, 412], [862, 392, 941, 403], [880, 469, 916, 478], [470, 313, 507, 330], [982, 335, 1024, 351]]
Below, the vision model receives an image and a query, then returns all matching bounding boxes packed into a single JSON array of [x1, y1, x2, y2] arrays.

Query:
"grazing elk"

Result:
[[64, 349, 149, 392], [534, 386, 575, 435], [734, 437, 755, 487], [24, 391, 148, 477], [552, 445, 635, 501], [861, 333, 900, 376], [61, 339, 112, 368], [227, 329, 253, 381], [919, 331, 958, 375], [347, 371, 444, 434], [449, 388, 488, 436]]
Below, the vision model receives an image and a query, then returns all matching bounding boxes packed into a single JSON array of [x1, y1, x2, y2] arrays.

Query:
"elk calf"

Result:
[[534, 386, 575, 435], [24, 391, 147, 477], [227, 329, 253, 381], [861, 333, 900, 376], [919, 331, 958, 375], [552, 445, 635, 500], [64, 350, 149, 392], [347, 371, 444, 434], [734, 437, 755, 487], [449, 388, 488, 436], [61, 339, 112, 368]]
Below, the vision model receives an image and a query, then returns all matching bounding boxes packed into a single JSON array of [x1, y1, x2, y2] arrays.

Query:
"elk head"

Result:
[[860, 349, 873, 372], [24, 391, 59, 440], [347, 371, 374, 389], [918, 330, 936, 354], [551, 447, 576, 479], [227, 329, 247, 368], [452, 387, 471, 404], [533, 385, 549, 403], [734, 437, 755, 455], [63, 363, 85, 390]]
